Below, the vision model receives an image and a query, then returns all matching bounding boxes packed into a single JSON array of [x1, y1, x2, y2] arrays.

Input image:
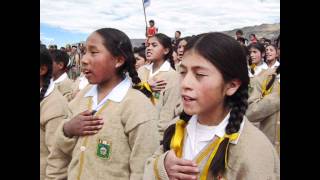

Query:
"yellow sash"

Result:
[[170, 119, 239, 180]]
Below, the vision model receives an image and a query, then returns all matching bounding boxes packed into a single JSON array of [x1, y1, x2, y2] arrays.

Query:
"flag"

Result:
[[143, 0, 150, 8]]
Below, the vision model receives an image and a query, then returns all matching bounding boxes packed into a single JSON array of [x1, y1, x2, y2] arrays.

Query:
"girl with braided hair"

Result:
[[247, 43, 268, 78], [265, 44, 280, 69], [138, 33, 182, 137], [246, 65, 280, 155], [143, 32, 279, 180], [40, 47, 70, 180], [47, 28, 159, 180]]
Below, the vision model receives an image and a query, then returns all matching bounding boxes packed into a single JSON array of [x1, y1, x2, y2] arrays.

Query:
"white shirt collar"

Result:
[[186, 112, 245, 145], [40, 79, 55, 98], [84, 76, 132, 111], [53, 72, 68, 84], [269, 60, 280, 69], [145, 61, 171, 79], [248, 62, 268, 77]]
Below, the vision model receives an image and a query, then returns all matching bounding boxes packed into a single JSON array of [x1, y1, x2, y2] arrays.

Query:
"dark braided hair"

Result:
[[95, 28, 152, 98], [266, 65, 280, 91], [153, 33, 175, 70], [40, 46, 53, 102], [163, 32, 249, 177], [247, 43, 265, 75]]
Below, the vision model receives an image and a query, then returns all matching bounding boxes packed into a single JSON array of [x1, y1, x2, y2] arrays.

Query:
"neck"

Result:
[[198, 105, 230, 126], [53, 71, 64, 81], [267, 59, 276, 67], [152, 59, 165, 72], [97, 75, 123, 103], [40, 78, 44, 89], [256, 60, 263, 66]]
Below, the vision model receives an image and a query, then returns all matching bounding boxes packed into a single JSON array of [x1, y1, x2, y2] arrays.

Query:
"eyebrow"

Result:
[[180, 64, 209, 71]]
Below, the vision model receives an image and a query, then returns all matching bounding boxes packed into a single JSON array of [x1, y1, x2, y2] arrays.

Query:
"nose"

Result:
[[81, 53, 89, 67], [180, 71, 193, 92]]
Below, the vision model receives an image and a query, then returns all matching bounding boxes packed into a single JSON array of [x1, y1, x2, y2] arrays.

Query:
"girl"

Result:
[[247, 43, 268, 78], [40, 47, 70, 180], [246, 66, 280, 154], [137, 33, 182, 136], [143, 32, 279, 180], [134, 45, 150, 69], [249, 33, 258, 44], [265, 44, 280, 69], [49, 28, 159, 180], [50, 49, 75, 101]]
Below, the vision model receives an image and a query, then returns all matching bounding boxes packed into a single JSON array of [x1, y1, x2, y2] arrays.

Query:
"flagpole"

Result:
[[141, 0, 148, 36]]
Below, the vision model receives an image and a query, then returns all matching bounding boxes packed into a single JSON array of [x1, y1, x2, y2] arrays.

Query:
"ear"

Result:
[[115, 56, 125, 68], [40, 65, 48, 76], [262, 52, 265, 58], [225, 79, 242, 96], [163, 48, 170, 56]]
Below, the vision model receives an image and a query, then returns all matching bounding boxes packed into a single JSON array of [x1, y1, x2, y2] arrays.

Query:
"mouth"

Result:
[[83, 69, 92, 76], [146, 51, 152, 57], [182, 94, 196, 102]]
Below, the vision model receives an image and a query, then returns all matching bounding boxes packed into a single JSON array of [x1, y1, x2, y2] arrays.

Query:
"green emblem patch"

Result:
[[97, 139, 111, 159], [154, 92, 160, 99]]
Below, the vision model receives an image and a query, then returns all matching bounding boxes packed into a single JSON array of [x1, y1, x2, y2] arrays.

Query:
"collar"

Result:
[[40, 79, 55, 98], [186, 112, 245, 145], [145, 61, 171, 78], [78, 76, 89, 90], [84, 76, 132, 110], [53, 72, 68, 84], [269, 60, 280, 69]]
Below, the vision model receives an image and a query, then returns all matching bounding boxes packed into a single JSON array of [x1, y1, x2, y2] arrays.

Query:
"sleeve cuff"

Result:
[[55, 118, 78, 155]]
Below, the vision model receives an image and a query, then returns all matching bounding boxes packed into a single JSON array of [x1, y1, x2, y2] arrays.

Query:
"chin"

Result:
[[183, 106, 198, 116]]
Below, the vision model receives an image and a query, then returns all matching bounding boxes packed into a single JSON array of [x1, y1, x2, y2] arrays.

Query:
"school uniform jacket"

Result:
[[40, 85, 70, 180], [137, 62, 182, 137], [143, 117, 280, 180], [49, 78, 160, 180], [246, 68, 280, 153], [54, 72, 75, 102]]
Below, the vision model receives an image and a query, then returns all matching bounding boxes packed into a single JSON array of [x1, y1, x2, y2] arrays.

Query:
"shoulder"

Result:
[[40, 87, 69, 121], [228, 118, 279, 175]]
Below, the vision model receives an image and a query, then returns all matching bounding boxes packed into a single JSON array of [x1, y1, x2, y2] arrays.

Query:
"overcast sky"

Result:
[[40, 0, 280, 47]]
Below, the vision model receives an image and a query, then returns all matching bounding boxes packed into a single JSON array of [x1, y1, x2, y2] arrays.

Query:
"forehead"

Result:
[[181, 51, 213, 68], [86, 32, 105, 46], [179, 40, 187, 46], [147, 37, 160, 43], [266, 46, 276, 50]]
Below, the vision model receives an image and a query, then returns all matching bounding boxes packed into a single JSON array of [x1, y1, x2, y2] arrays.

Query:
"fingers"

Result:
[[80, 110, 92, 116], [84, 119, 104, 127], [176, 159, 197, 167], [82, 130, 99, 136], [83, 124, 103, 131], [81, 115, 103, 122], [171, 172, 197, 180], [173, 164, 199, 174]]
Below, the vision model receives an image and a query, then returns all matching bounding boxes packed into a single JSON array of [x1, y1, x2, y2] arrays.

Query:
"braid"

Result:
[[210, 85, 249, 177], [168, 58, 176, 70], [248, 58, 255, 75], [266, 65, 280, 91], [162, 111, 192, 151]]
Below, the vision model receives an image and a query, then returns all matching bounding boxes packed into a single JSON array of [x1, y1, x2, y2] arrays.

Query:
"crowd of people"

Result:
[[40, 21, 280, 179]]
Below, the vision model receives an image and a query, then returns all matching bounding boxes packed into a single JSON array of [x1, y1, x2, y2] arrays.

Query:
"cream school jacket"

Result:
[[40, 86, 70, 180], [137, 63, 182, 137], [143, 118, 280, 180], [246, 68, 280, 154], [48, 85, 160, 180], [54, 73, 75, 102]]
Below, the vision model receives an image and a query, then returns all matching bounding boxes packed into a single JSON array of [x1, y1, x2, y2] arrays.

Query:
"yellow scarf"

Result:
[[137, 81, 156, 105], [261, 75, 274, 97], [170, 119, 239, 179]]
